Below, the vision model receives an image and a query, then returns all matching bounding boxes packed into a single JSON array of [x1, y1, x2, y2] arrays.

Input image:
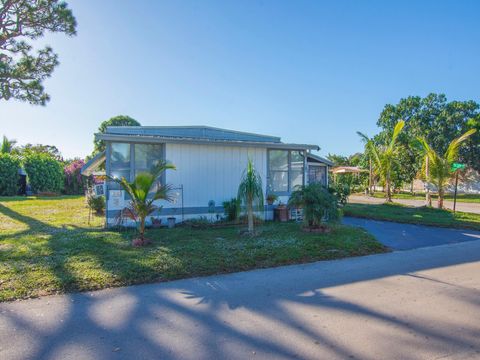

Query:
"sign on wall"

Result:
[[109, 190, 125, 210]]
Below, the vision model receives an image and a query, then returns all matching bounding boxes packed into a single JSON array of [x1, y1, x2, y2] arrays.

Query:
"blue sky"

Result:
[[1, 0, 479, 159]]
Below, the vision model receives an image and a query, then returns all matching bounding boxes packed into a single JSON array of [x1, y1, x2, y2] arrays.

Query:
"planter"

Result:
[[150, 218, 162, 228], [274, 206, 289, 222], [167, 217, 176, 229]]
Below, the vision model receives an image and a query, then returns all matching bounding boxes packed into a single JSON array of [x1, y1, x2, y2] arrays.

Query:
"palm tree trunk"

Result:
[[438, 187, 444, 209], [247, 197, 254, 233], [385, 172, 392, 202], [139, 217, 146, 243]]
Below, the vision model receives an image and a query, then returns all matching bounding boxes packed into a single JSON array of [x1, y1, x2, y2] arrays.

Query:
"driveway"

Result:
[[343, 216, 480, 250], [349, 194, 480, 214], [1, 240, 480, 360]]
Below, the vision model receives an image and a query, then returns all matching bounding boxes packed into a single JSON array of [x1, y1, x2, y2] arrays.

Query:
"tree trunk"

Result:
[[139, 217, 146, 244], [369, 159, 373, 195], [438, 187, 444, 209], [247, 196, 254, 233], [385, 172, 392, 202]]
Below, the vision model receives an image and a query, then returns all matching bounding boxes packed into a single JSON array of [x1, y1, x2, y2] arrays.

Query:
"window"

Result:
[[268, 150, 305, 193], [134, 144, 164, 176], [290, 151, 304, 189], [110, 143, 131, 180], [308, 166, 327, 186], [268, 150, 289, 192]]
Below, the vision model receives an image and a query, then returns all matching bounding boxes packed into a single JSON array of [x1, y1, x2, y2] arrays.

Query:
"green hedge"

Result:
[[24, 153, 64, 194], [0, 154, 20, 195]]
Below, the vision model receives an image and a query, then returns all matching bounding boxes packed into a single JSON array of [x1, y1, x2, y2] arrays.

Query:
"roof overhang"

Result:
[[81, 151, 106, 176], [306, 153, 334, 166], [95, 133, 320, 151]]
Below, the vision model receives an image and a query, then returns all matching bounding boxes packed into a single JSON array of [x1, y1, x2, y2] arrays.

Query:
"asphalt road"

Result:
[[349, 195, 480, 214], [343, 216, 480, 250], [1, 239, 480, 360]]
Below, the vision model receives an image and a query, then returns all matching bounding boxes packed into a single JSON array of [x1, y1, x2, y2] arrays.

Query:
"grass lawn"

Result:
[[0, 196, 386, 302], [344, 202, 480, 230], [368, 191, 480, 203]]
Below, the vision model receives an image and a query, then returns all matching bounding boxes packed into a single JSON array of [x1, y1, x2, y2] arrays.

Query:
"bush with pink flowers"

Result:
[[64, 159, 86, 195]]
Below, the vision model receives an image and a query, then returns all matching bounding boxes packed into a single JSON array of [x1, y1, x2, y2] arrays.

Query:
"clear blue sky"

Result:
[[1, 0, 479, 159]]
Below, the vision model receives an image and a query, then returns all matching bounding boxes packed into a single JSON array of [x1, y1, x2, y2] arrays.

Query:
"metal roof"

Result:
[[105, 126, 282, 143], [306, 153, 334, 166], [97, 126, 320, 151], [81, 151, 106, 176]]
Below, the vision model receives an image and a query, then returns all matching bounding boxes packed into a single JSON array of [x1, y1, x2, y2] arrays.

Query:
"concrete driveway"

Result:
[[349, 194, 480, 214], [343, 217, 480, 250], [1, 239, 480, 360]]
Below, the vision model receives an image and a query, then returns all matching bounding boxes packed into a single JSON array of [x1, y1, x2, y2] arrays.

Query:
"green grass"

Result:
[[368, 191, 480, 203], [0, 196, 386, 302], [344, 202, 480, 230]]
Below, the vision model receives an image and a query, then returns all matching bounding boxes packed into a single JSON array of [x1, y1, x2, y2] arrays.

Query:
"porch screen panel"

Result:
[[308, 166, 327, 186], [110, 143, 131, 180], [134, 144, 164, 177], [290, 151, 304, 190], [268, 150, 288, 192]]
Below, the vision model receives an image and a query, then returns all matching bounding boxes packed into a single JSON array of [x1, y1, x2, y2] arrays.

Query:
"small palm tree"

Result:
[[418, 129, 476, 209], [358, 120, 405, 202], [110, 161, 176, 246], [237, 159, 264, 233]]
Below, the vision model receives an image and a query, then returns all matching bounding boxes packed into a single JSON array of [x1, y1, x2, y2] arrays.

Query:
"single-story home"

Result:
[[81, 126, 332, 226]]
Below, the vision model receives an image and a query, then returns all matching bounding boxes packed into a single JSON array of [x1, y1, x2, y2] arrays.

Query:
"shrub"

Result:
[[64, 159, 86, 195], [329, 183, 350, 206], [223, 197, 240, 222], [0, 154, 20, 195], [24, 153, 64, 194], [87, 195, 105, 215], [288, 183, 340, 228]]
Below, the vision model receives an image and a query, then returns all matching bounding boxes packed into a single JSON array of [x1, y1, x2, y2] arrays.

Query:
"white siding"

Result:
[[162, 143, 267, 209]]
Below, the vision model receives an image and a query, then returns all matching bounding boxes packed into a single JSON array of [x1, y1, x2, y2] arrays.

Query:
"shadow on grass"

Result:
[[0, 203, 170, 298], [344, 202, 480, 231], [1, 237, 479, 359]]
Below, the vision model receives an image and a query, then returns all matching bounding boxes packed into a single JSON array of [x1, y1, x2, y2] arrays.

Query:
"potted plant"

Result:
[[150, 217, 162, 228], [266, 193, 278, 205], [274, 201, 289, 222]]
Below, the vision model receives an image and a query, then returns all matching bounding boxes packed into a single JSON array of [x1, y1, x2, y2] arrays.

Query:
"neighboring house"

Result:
[[81, 126, 332, 226]]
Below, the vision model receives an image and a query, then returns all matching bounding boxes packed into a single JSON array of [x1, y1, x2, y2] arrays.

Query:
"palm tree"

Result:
[[237, 159, 264, 233], [1, 135, 17, 154], [357, 120, 405, 202], [418, 129, 476, 209], [110, 161, 176, 246]]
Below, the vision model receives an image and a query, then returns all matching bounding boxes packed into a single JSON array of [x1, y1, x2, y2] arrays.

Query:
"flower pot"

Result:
[[274, 206, 289, 222], [167, 217, 176, 229]]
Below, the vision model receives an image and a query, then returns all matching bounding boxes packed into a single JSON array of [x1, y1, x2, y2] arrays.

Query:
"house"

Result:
[[81, 126, 332, 226]]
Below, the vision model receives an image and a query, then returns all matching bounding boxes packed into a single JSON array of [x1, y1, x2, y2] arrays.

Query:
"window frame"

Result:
[[267, 149, 306, 195], [107, 141, 166, 188]]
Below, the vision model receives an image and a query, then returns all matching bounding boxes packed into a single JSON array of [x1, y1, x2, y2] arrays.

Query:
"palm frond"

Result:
[[445, 128, 476, 164], [388, 120, 405, 151]]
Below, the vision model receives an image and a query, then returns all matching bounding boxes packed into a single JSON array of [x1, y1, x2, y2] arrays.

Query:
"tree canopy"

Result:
[[0, 0, 77, 105], [376, 93, 480, 174], [93, 115, 141, 155]]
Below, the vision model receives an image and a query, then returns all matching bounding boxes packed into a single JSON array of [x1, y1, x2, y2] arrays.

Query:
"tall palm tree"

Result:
[[418, 129, 476, 209], [110, 161, 176, 246], [238, 159, 264, 233], [1, 135, 16, 154], [357, 120, 405, 202]]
